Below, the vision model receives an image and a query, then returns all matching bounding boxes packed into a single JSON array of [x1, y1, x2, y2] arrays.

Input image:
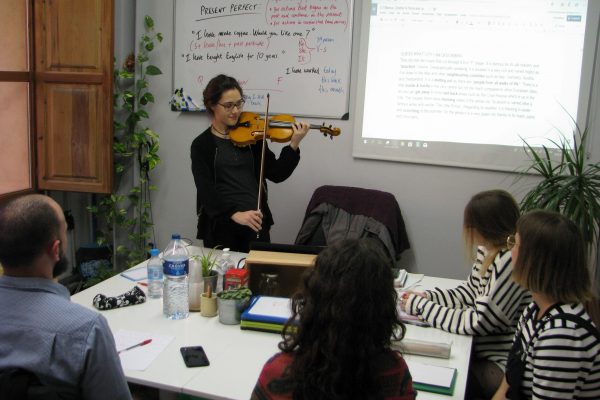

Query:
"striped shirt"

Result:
[[406, 246, 531, 369], [514, 302, 600, 399]]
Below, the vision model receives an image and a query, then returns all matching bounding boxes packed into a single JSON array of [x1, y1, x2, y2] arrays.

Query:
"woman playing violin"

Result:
[[191, 74, 309, 253]]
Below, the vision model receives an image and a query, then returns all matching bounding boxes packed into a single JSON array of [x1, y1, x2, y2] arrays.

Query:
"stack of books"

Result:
[[240, 296, 293, 333]]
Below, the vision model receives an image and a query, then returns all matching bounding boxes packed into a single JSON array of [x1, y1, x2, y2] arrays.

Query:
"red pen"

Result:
[[118, 339, 152, 354], [137, 282, 148, 287]]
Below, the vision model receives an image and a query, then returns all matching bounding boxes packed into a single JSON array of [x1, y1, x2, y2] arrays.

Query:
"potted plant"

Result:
[[516, 119, 600, 270], [198, 246, 220, 292], [87, 15, 163, 270], [188, 246, 220, 311], [217, 287, 252, 325]]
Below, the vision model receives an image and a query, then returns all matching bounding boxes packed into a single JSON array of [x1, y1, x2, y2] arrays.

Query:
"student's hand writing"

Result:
[[399, 291, 427, 312], [232, 210, 263, 232]]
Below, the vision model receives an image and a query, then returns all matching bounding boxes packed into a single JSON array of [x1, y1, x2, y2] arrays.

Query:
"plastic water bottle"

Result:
[[147, 248, 163, 299], [217, 248, 234, 290], [219, 247, 234, 275], [162, 234, 189, 320]]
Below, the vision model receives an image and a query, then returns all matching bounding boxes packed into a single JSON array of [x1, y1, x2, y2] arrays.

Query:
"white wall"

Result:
[[136, 1, 600, 280]]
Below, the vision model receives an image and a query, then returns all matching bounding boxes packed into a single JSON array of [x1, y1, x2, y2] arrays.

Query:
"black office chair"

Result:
[[0, 368, 77, 400]]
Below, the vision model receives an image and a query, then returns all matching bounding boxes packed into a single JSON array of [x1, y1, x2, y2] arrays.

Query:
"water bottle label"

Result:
[[164, 259, 189, 276], [148, 268, 162, 280]]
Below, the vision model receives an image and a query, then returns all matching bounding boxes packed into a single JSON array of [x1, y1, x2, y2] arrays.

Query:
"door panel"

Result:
[[35, 0, 113, 193]]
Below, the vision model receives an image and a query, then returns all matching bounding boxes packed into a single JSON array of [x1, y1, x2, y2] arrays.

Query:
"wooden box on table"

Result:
[[245, 250, 317, 297]]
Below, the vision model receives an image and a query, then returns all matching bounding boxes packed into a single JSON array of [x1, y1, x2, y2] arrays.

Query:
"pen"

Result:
[[402, 319, 430, 328], [137, 282, 148, 287], [118, 339, 152, 354]]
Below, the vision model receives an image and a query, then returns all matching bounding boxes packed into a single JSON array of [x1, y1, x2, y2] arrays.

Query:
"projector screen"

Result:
[[353, 0, 600, 171]]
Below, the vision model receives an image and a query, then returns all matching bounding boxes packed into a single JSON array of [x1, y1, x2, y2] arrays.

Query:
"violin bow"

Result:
[[256, 93, 270, 238]]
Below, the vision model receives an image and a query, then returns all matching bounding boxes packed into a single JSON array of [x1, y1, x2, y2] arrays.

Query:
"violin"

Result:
[[229, 112, 341, 146]]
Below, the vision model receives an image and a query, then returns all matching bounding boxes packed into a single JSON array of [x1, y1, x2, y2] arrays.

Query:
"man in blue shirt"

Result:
[[0, 194, 131, 400]]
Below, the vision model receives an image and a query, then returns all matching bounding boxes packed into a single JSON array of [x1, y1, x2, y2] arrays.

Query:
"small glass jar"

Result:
[[258, 272, 280, 296]]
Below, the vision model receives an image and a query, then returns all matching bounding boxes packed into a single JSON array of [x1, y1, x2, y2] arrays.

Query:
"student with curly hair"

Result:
[[251, 238, 416, 400], [400, 189, 531, 398], [493, 210, 600, 399]]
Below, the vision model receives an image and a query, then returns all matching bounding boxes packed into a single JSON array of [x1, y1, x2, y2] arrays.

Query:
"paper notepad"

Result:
[[409, 362, 457, 395], [120, 265, 147, 281], [114, 329, 174, 371]]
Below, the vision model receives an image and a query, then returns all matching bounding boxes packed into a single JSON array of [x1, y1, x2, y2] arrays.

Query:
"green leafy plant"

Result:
[[517, 118, 600, 254], [195, 246, 221, 277], [217, 287, 252, 300], [87, 15, 163, 269], [83, 264, 119, 289]]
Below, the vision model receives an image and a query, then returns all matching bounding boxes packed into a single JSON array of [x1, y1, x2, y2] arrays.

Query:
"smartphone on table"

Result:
[[180, 346, 210, 367]]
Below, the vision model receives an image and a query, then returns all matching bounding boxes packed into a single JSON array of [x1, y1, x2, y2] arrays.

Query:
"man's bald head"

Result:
[[0, 194, 64, 269]]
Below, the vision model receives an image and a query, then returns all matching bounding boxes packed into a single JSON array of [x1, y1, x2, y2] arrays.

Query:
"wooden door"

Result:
[[34, 0, 113, 193]]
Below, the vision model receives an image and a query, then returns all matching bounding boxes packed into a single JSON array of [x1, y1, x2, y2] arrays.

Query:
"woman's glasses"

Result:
[[217, 99, 245, 111], [506, 235, 517, 250]]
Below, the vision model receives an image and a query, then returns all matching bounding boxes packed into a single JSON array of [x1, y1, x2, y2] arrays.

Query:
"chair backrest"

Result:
[[295, 185, 410, 261], [0, 368, 77, 400]]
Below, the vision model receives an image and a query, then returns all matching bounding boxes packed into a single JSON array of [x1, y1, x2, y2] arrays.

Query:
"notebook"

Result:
[[240, 296, 292, 325], [240, 320, 290, 333], [409, 362, 457, 396]]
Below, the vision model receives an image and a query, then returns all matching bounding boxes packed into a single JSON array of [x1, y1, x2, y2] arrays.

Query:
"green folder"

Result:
[[240, 320, 285, 333], [240, 320, 298, 334]]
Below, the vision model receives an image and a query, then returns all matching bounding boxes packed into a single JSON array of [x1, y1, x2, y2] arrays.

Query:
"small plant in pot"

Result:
[[188, 246, 220, 311], [198, 246, 220, 293], [217, 287, 252, 325]]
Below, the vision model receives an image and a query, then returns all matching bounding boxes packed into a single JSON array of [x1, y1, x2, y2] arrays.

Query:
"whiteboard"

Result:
[[172, 0, 353, 118]]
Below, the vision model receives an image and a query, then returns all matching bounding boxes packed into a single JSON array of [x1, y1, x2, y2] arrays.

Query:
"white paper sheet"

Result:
[[403, 273, 425, 290], [247, 296, 292, 319], [113, 329, 174, 371], [408, 362, 456, 388]]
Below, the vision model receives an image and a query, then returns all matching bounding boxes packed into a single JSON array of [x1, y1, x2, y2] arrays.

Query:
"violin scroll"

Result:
[[319, 123, 341, 139]]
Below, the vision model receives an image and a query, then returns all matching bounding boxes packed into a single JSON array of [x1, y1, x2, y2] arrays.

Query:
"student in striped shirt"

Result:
[[493, 210, 600, 400], [400, 190, 531, 398]]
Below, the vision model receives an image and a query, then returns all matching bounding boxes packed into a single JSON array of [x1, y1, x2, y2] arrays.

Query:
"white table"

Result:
[[71, 247, 472, 399], [399, 275, 473, 400]]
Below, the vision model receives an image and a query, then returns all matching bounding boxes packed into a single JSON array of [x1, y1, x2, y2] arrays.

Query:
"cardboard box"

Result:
[[224, 268, 249, 290]]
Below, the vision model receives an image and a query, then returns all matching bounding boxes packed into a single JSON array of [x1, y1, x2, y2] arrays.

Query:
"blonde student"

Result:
[[400, 189, 531, 398], [493, 210, 600, 399]]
